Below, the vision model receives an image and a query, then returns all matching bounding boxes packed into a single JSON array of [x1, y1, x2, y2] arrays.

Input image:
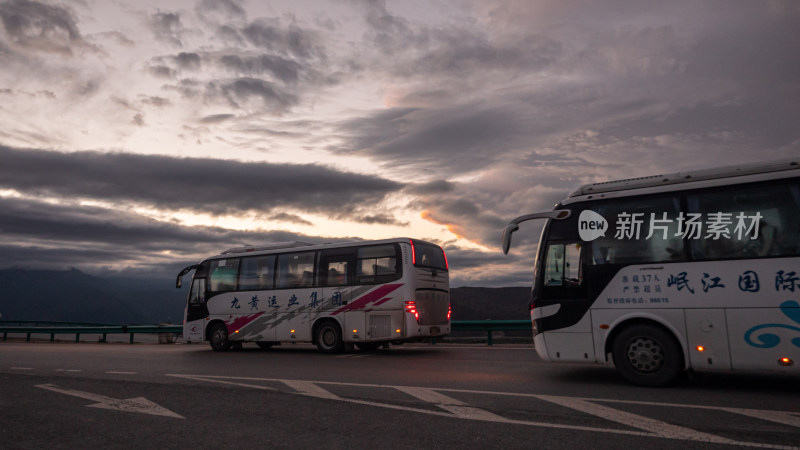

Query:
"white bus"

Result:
[[502, 160, 800, 386], [176, 238, 450, 353]]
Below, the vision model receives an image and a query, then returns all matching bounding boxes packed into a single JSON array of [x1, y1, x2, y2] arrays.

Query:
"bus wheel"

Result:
[[315, 321, 344, 354], [612, 324, 683, 387], [209, 323, 231, 352]]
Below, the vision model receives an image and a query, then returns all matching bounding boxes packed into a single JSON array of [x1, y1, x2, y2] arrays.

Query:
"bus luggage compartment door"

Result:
[[684, 309, 731, 370]]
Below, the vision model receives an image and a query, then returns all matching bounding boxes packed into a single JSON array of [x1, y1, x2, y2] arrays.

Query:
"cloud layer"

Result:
[[1, 0, 798, 285]]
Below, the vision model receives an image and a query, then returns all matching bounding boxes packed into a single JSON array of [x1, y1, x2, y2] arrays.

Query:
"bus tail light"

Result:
[[442, 248, 449, 270], [779, 357, 793, 367], [405, 300, 419, 323], [447, 303, 452, 321], [410, 240, 416, 265]]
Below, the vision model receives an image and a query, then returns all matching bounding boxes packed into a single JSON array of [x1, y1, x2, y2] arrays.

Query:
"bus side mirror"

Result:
[[501, 209, 572, 255], [176, 277, 183, 289], [502, 223, 519, 255]]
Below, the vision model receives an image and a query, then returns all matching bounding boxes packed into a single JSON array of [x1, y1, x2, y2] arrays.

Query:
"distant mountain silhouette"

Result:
[[0, 268, 185, 325], [0, 268, 531, 326]]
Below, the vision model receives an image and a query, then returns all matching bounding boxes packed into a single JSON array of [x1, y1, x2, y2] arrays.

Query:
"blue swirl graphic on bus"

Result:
[[744, 300, 800, 348]]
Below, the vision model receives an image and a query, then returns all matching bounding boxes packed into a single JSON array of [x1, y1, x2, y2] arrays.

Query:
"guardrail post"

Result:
[[75, 333, 80, 343], [487, 330, 493, 346], [101, 333, 107, 343], [50, 333, 55, 343], [129, 333, 134, 344], [26, 332, 31, 342]]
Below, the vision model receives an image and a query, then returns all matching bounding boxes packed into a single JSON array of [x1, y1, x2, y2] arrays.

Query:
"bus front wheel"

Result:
[[315, 321, 344, 354], [209, 323, 231, 352], [612, 324, 683, 387]]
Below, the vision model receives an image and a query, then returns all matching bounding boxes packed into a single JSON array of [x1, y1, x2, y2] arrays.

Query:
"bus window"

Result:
[[209, 258, 240, 292], [239, 255, 275, 290], [688, 181, 800, 259], [277, 252, 316, 288], [544, 243, 583, 287], [590, 196, 685, 265], [357, 245, 399, 284], [320, 248, 356, 287]]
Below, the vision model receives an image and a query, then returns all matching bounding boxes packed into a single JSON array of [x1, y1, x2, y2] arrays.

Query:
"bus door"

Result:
[[185, 273, 208, 343], [537, 240, 594, 361], [320, 248, 357, 339]]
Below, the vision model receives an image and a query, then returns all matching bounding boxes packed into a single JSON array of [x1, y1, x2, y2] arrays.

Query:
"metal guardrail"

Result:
[[451, 320, 531, 345], [1, 320, 531, 345], [0, 322, 182, 344]]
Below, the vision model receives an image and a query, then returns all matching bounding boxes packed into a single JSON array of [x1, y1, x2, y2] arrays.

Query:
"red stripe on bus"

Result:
[[331, 284, 403, 315], [226, 311, 265, 333]]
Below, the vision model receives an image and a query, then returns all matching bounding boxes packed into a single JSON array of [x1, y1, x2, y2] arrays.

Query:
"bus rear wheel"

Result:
[[315, 321, 344, 354], [209, 323, 231, 352], [612, 324, 683, 387]]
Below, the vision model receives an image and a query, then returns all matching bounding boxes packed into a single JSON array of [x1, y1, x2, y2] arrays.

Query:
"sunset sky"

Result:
[[1, 0, 798, 286]]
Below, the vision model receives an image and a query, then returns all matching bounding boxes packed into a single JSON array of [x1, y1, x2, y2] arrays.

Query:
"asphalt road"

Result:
[[1, 341, 798, 449]]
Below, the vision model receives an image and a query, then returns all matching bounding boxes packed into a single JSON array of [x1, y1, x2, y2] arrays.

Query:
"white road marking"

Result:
[[578, 397, 800, 431], [720, 408, 800, 429], [282, 380, 340, 400], [535, 395, 735, 444], [36, 384, 184, 419], [10, 367, 34, 370], [106, 371, 138, 375], [395, 386, 508, 421], [165, 374, 800, 449]]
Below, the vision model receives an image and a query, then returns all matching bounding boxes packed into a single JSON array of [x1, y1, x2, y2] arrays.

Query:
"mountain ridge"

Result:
[[0, 268, 530, 324]]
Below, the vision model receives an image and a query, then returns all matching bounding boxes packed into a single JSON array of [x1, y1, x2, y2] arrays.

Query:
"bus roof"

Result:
[[211, 237, 435, 259], [566, 159, 799, 202]]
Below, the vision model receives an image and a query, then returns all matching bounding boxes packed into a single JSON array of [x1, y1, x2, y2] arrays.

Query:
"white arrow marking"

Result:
[[36, 384, 184, 419]]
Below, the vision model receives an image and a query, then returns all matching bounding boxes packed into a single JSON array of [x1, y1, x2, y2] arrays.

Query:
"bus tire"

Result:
[[209, 323, 231, 352], [256, 342, 276, 350], [612, 324, 683, 387], [315, 321, 344, 354]]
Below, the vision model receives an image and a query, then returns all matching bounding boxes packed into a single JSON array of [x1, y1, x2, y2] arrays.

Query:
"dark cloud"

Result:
[[0, 0, 86, 55], [0, 145, 404, 218], [208, 77, 298, 110], [140, 95, 172, 107], [334, 103, 530, 175], [242, 18, 323, 59], [146, 11, 184, 47], [405, 180, 456, 195], [174, 52, 202, 70], [200, 113, 235, 124], [219, 54, 303, 83], [270, 212, 312, 226], [196, 0, 246, 23], [0, 195, 327, 273]]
